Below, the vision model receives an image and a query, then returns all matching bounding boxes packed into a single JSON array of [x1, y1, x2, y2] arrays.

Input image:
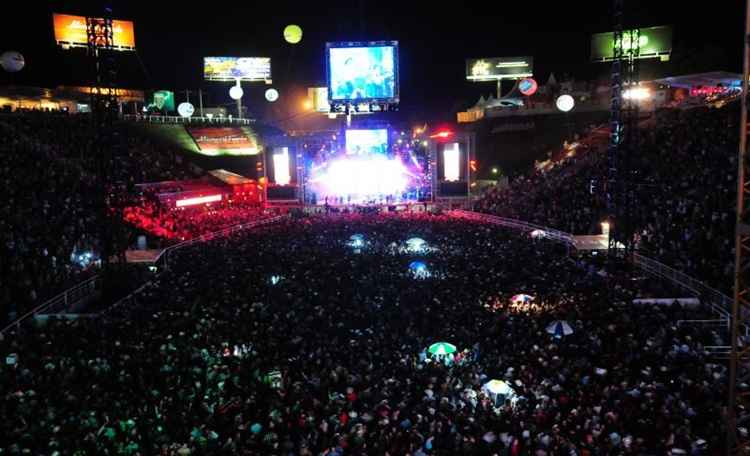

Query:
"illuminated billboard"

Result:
[[345, 129, 389, 155], [53, 13, 136, 50], [308, 87, 331, 112], [187, 127, 260, 156], [591, 26, 672, 61], [466, 57, 533, 81], [272, 147, 292, 186], [203, 57, 272, 81], [147, 90, 175, 112], [326, 41, 399, 102]]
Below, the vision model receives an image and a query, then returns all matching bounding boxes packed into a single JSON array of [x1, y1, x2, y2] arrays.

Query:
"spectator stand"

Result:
[[122, 114, 254, 126]]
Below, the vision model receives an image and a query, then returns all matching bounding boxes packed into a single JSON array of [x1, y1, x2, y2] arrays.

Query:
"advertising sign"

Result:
[[53, 13, 136, 50], [187, 127, 259, 156], [466, 57, 533, 81], [203, 57, 272, 81], [591, 26, 673, 61]]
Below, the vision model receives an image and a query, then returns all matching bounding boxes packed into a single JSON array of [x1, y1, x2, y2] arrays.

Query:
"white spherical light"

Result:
[[556, 94, 574, 112], [265, 88, 279, 102], [229, 85, 244, 100], [177, 102, 195, 118], [1, 51, 25, 72]]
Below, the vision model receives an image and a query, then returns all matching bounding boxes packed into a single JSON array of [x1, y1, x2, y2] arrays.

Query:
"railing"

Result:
[[449, 210, 733, 318], [450, 210, 575, 245], [155, 215, 287, 270], [633, 253, 731, 318], [0, 275, 102, 336], [121, 114, 254, 125], [98, 215, 288, 317]]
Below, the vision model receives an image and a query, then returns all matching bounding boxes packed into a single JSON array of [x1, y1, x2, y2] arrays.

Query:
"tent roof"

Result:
[[653, 71, 742, 89]]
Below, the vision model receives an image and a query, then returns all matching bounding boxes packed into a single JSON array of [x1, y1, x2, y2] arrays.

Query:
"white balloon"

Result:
[[556, 94, 574, 112], [177, 102, 195, 118], [1, 51, 25, 72], [265, 88, 279, 102], [229, 85, 244, 100]]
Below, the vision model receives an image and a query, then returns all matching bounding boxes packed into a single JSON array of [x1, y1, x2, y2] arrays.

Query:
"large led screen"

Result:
[[203, 57, 272, 81], [345, 129, 388, 155], [591, 26, 672, 61], [327, 42, 398, 102]]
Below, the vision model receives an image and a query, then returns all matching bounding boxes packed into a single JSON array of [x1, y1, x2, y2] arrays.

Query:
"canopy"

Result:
[[546, 320, 574, 337], [428, 342, 456, 356], [483, 379, 512, 396]]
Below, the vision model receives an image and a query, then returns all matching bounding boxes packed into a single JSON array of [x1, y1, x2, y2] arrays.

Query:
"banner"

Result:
[[53, 13, 136, 50], [203, 57, 271, 81], [187, 127, 259, 156], [466, 57, 533, 81], [591, 26, 672, 61]]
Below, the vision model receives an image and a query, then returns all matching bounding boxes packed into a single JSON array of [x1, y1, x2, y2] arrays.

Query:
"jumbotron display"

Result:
[[305, 128, 429, 205], [203, 57, 271, 81], [326, 42, 399, 103]]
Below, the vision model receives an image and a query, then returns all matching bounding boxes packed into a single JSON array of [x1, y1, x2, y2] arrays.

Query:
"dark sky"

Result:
[[0, 1, 744, 123]]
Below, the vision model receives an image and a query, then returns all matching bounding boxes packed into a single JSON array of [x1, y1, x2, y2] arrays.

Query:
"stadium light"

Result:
[[492, 167, 499, 175]]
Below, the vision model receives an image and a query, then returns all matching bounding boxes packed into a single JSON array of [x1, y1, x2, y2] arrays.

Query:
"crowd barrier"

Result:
[[0, 275, 102, 336], [449, 210, 732, 318], [121, 114, 254, 125]]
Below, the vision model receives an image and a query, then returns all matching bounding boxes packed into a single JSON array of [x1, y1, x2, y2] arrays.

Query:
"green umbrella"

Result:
[[428, 342, 457, 356]]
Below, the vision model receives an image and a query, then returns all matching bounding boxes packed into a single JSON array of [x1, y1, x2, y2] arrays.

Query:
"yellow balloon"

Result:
[[283, 24, 302, 44]]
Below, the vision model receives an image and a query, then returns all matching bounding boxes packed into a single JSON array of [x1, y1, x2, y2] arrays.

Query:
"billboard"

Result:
[[591, 26, 673, 61], [203, 57, 272, 81], [187, 127, 260, 156], [53, 13, 136, 50], [147, 90, 175, 112], [466, 57, 533, 81], [326, 41, 399, 102], [308, 87, 331, 112], [345, 129, 389, 155]]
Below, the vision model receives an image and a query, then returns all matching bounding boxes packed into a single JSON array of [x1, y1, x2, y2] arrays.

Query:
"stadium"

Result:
[[0, 1, 748, 455]]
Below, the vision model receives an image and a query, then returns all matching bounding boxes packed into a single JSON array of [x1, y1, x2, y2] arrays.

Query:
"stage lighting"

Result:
[[405, 237, 428, 254], [409, 261, 431, 279]]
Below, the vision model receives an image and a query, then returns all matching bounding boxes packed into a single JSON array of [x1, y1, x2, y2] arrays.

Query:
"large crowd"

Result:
[[477, 103, 739, 292], [0, 213, 726, 455], [0, 111, 195, 323]]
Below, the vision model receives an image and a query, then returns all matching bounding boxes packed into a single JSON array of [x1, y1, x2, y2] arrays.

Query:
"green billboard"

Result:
[[591, 25, 672, 62], [148, 90, 175, 113]]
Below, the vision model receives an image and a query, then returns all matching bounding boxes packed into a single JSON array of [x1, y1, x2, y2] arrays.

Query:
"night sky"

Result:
[[1, 1, 744, 124]]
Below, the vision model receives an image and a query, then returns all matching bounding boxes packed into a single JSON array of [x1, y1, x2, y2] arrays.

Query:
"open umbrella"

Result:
[[483, 379, 512, 396], [546, 320, 574, 337], [428, 342, 457, 356]]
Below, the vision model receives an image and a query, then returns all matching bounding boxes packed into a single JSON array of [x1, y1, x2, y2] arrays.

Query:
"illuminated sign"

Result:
[[591, 26, 672, 62], [272, 147, 291, 185], [307, 87, 331, 112], [203, 57, 272, 81], [187, 127, 259, 156], [466, 57, 533, 81], [176, 194, 222, 207], [53, 13, 136, 50], [443, 143, 460, 182]]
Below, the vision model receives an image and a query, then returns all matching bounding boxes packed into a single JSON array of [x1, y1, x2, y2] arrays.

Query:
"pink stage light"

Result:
[[273, 147, 291, 185], [443, 142, 460, 182]]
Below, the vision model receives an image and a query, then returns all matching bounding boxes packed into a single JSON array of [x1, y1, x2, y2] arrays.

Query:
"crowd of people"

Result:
[[0, 213, 726, 455], [123, 201, 267, 243], [0, 111, 195, 323], [477, 103, 739, 293]]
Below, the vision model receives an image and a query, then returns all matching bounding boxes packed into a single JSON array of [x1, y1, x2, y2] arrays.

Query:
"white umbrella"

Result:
[[546, 320, 574, 337], [483, 379, 512, 396]]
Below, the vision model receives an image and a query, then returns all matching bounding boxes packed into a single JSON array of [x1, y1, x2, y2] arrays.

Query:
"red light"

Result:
[[470, 160, 477, 172], [430, 130, 453, 139]]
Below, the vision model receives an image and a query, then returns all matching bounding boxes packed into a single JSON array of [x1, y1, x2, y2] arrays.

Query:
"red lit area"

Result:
[[430, 130, 453, 139]]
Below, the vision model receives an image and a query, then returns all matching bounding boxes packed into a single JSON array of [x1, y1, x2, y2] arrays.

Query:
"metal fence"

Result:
[[121, 114, 254, 125], [449, 210, 733, 318], [0, 275, 102, 336]]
